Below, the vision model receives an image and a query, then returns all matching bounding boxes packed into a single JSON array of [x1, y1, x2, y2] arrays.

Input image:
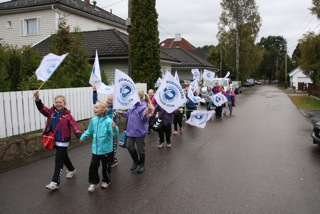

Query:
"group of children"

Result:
[[34, 83, 234, 193]]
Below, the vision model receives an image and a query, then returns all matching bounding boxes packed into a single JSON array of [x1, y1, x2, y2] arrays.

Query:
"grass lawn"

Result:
[[290, 95, 320, 110]]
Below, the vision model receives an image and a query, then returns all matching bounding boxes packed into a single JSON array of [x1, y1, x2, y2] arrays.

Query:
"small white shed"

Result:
[[288, 67, 313, 89]]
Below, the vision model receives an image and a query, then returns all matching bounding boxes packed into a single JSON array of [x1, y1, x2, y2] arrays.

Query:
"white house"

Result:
[[0, 0, 127, 48], [288, 67, 313, 89]]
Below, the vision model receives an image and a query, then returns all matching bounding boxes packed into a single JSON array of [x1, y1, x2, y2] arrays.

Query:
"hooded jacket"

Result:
[[80, 115, 119, 155], [122, 101, 149, 137], [35, 100, 82, 144]]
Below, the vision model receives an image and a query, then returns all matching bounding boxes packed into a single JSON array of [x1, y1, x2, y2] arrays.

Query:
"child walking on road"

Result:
[[80, 101, 119, 192], [34, 90, 82, 191]]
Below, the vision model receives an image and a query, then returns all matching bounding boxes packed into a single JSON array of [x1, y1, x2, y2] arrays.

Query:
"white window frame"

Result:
[[20, 17, 41, 36]]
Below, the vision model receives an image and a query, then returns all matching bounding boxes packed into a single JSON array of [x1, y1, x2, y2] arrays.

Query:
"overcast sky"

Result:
[[101, 0, 319, 56], [1, 0, 318, 55]]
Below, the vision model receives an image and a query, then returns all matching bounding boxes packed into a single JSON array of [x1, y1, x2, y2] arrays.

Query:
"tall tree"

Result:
[[45, 20, 91, 89], [298, 32, 320, 84], [0, 41, 10, 91], [218, 0, 262, 80], [130, 0, 161, 90], [310, 0, 320, 20], [258, 36, 287, 83]]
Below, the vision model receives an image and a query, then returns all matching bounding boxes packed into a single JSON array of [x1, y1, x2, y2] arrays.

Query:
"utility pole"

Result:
[[285, 51, 287, 88], [126, 0, 132, 77]]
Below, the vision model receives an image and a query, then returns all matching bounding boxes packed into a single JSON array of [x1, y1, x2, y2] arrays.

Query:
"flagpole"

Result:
[[30, 81, 46, 99], [37, 81, 46, 91]]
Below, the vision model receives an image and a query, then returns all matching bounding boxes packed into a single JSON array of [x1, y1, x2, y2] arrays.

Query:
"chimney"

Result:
[[85, 0, 90, 5], [93, 0, 96, 6], [174, 33, 182, 42]]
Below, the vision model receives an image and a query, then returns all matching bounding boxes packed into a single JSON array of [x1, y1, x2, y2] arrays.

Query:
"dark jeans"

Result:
[[126, 136, 146, 155], [173, 114, 183, 131], [52, 146, 75, 185], [89, 152, 113, 185], [206, 102, 212, 111], [158, 124, 172, 144], [215, 106, 222, 117], [113, 137, 118, 162]]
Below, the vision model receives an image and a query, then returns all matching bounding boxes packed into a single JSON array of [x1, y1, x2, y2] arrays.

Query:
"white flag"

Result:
[[35, 53, 68, 82], [97, 82, 114, 95], [113, 69, 140, 109], [186, 110, 213, 128], [188, 87, 205, 103], [219, 71, 230, 85], [211, 92, 227, 107], [154, 71, 186, 113], [89, 50, 102, 87], [191, 68, 200, 81], [175, 70, 180, 82], [154, 77, 162, 88], [202, 69, 215, 81], [190, 79, 199, 91]]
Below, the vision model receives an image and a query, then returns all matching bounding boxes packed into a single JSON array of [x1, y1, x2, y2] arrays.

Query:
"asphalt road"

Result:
[[1, 85, 320, 214]]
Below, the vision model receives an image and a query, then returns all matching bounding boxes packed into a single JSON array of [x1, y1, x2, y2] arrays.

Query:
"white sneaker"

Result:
[[101, 182, 109, 189], [158, 143, 164, 148], [88, 184, 96, 192], [46, 182, 59, 190], [66, 169, 76, 179]]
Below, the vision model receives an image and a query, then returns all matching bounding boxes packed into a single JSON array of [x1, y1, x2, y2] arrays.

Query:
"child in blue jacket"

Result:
[[80, 101, 119, 193]]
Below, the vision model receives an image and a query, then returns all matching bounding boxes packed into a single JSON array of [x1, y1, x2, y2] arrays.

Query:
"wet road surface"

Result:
[[1, 85, 320, 214]]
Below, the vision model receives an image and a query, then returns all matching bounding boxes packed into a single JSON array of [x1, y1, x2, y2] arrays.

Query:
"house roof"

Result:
[[0, 0, 126, 28], [33, 29, 180, 63], [160, 48, 217, 70], [160, 38, 196, 50], [288, 67, 309, 78]]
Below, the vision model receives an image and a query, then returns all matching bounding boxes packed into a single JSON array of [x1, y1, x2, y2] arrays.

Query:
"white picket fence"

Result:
[[0, 84, 146, 138]]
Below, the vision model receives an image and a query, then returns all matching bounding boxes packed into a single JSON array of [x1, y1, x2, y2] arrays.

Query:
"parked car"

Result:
[[244, 79, 255, 87], [312, 122, 320, 146], [180, 79, 192, 89], [255, 80, 261, 85], [232, 81, 243, 94]]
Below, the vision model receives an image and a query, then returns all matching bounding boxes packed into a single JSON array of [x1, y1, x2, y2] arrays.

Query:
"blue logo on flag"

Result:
[[120, 85, 132, 99], [161, 87, 178, 103]]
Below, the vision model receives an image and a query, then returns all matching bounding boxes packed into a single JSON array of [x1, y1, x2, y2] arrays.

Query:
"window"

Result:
[[6, 21, 12, 29], [20, 17, 41, 36]]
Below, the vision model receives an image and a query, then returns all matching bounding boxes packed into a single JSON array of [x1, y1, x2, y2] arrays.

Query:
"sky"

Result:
[[99, 0, 319, 56], [1, 0, 318, 56]]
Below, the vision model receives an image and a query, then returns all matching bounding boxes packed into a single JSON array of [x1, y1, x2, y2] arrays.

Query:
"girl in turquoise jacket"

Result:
[[80, 101, 119, 192]]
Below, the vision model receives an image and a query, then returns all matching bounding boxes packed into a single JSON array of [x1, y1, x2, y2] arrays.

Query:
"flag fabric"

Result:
[[154, 71, 186, 113], [154, 77, 162, 88], [211, 92, 227, 106], [186, 110, 213, 128], [190, 79, 199, 91], [202, 69, 215, 81], [113, 69, 140, 109], [175, 70, 180, 82], [35, 53, 68, 82], [219, 71, 230, 85], [97, 82, 114, 95], [188, 87, 205, 103], [191, 68, 200, 81], [89, 50, 102, 87]]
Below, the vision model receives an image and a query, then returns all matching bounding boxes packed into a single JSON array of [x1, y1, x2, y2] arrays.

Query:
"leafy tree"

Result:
[[43, 20, 91, 89], [218, 0, 262, 80], [258, 36, 288, 83], [298, 32, 320, 85], [310, 0, 320, 20], [0, 41, 10, 91], [130, 0, 161, 90], [17, 46, 42, 90]]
